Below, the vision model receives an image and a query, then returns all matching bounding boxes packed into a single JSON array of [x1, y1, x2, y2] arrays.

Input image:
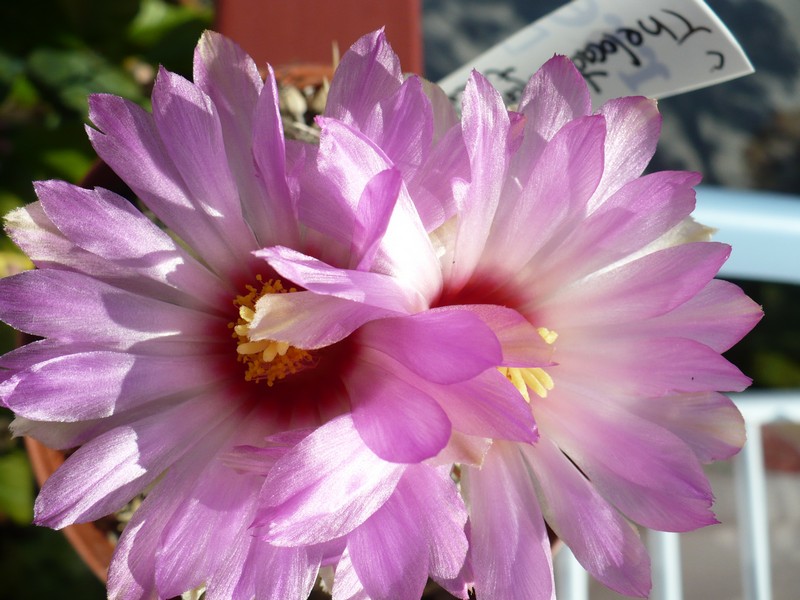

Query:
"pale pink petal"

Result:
[[150, 66, 258, 252], [514, 54, 592, 169], [535, 392, 718, 531], [256, 246, 426, 313], [622, 392, 746, 463], [155, 461, 262, 598], [332, 548, 370, 600], [483, 114, 606, 275], [463, 442, 555, 600], [250, 64, 304, 247], [325, 29, 402, 128], [249, 290, 395, 349], [194, 32, 299, 248], [257, 415, 404, 545], [589, 96, 661, 209], [447, 70, 510, 289], [531, 171, 702, 289], [522, 438, 651, 597], [535, 242, 732, 327], [639, 279, 763, 352], [351, 168, 402, 270]]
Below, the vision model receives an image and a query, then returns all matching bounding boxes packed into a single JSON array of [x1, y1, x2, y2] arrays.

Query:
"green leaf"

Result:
[[0, 449, 35, 525]]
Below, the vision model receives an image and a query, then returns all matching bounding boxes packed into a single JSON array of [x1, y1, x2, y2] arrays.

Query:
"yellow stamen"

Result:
[[229, 276, 315, 385], [498, 327, 558, 402]]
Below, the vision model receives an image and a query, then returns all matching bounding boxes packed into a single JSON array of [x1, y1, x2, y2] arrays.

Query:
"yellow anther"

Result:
[[230, 277, 314, 385], [498, 327, 558, 402]]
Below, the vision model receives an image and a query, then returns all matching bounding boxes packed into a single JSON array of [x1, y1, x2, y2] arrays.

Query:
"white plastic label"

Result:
[[437, 0, 754, 107]]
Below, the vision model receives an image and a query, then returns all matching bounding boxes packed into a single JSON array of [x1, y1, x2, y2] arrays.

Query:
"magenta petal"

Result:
[[463, 442, 555, 600], [358, 308, 502, 385], [456, 304, 553, 367], [258, 415, 404, 545], [351, 168, 402, 270], [522, 438, 651, 597], [346, 484, 428, 600], [251, 544, 322, 600], [347, 355, 452, 463], [2, 351, 225, 421], [433, 369, 538, 443]]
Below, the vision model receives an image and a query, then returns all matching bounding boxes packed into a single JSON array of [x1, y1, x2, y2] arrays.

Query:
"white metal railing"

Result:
[[554, 187, 800, 600]]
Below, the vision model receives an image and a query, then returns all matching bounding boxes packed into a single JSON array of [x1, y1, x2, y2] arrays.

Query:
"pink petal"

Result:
[[251, 64, 304, 247], [155, 459, 262, 597], [531, 171, 702, 289], [462, 442, 555, 600], [432, 369, 538, 444], [522, 438, 651, 597], [194, 32, 299, 249], [536, 242, 732, 328], [333, 548, 371, 600], [346, 353, 452, 463], [150, 67, 258, 252], [257, 415, 404, 545], [351, 168, 402, 271], [514, 55, 592, 168], [640, 279, 763, 352]]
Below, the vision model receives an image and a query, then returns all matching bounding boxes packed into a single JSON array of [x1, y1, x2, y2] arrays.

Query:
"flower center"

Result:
[[498, 327, 558, 402], [230, 276, 315, 386]]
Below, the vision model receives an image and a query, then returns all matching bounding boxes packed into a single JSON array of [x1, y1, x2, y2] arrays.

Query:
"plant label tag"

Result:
[[437, 0, 754, 108]]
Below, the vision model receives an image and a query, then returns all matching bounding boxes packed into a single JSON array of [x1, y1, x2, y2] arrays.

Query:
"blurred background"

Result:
[[0, 0, 798, 598]]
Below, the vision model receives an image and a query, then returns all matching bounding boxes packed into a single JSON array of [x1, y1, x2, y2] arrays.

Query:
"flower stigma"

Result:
[[498, 327, 558, 402], [230, 276, 315, 385]]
